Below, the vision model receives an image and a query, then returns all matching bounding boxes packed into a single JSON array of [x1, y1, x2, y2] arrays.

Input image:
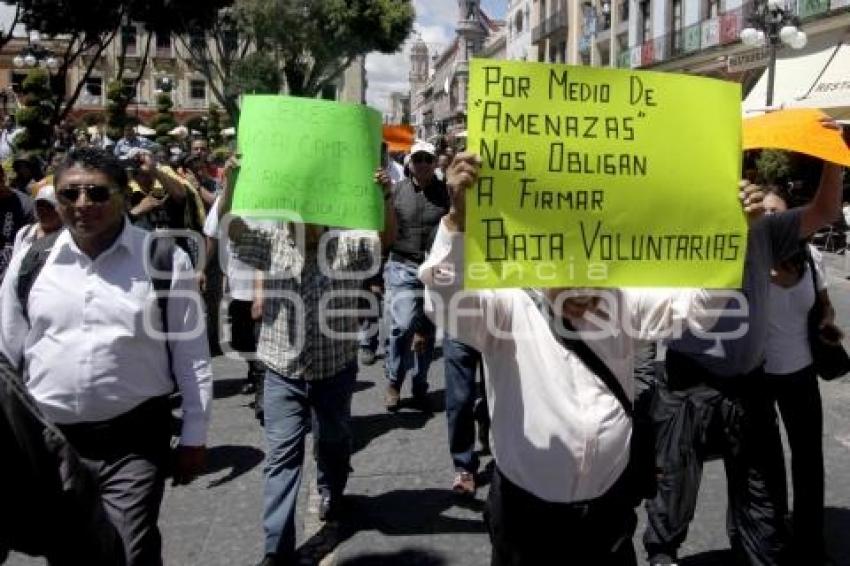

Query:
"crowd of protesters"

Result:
[[0, 108, 847, 566]]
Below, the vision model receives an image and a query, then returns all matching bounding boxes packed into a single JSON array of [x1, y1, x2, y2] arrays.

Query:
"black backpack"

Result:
[[0, 354, 125, 564]]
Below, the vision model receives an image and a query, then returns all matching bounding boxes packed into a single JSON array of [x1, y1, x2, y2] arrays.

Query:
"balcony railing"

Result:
[[531, 20, 547, 43], [531, 10, 568, 44], [627, 0, 848, 68], [546, 10, 568, 36]]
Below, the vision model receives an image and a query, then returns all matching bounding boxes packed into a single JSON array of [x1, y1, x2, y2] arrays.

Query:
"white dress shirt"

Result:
[[0, 221, 213, 446], [204, 197, 260, 302], [419, 222, 724, 503]]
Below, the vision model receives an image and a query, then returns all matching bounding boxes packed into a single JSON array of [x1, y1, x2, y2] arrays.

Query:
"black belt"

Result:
[[58, 395, 172, 459]]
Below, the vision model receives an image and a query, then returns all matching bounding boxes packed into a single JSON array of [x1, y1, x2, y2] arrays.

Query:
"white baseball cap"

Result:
[[34, 185, 57, 207], [409, 140, 436, 158]]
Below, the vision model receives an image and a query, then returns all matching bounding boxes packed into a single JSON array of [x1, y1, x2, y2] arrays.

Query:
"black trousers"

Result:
[[766, 365, 825, 560], [643, 351, 788, 566], [59, 396, 173, 566], [486, 466, 637, 566]]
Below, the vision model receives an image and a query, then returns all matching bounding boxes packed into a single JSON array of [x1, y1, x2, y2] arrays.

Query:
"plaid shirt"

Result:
[[234, 226, 379, 381]]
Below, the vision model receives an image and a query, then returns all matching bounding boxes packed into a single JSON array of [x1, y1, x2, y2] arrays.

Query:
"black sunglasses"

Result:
[[57, 184, 118, 204]]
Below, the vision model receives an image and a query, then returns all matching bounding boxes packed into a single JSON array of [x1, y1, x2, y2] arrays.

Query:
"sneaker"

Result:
[[385, 384, 400, 412], [358, 347, 377, 366], [648, 555, 678, 566], [452, 470, 476, 496]]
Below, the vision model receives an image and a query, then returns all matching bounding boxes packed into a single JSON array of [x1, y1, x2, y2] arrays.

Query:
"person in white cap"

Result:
[[379, 140, 448, 413], [12, 185, 62, 256]]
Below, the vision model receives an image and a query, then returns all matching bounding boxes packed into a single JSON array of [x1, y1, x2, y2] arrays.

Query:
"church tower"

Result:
[[409, 34, 429, 105], [455, 0, 487, 114]]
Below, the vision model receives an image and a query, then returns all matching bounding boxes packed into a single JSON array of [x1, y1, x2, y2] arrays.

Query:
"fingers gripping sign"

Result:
[[445, 152, 483, 233]]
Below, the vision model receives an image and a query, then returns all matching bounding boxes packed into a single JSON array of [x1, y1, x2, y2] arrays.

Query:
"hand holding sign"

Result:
[[445, 152, 483, 233], [465, 59, 746, 289]]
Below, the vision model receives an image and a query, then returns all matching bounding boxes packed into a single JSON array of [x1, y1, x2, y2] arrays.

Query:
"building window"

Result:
[[516, 9, 524, 33], [671, 0, 682, 51], [707, 0, 720, 18], [190, 79, 207, 100], [640, 0, 651, 42], [540, 0, 547, 23], [10, 72, 26, 93], [85, 77, 102, 97], [156, 31, 172, 55], [121, 25, 137, 55]]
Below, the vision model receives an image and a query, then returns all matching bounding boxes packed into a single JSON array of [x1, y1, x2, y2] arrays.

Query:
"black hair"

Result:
[[764, 184, 791, 205], [54, 147, 129, 191]]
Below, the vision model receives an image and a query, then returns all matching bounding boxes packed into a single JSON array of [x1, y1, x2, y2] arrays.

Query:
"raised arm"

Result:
[[419, 152, 506, 351], [799, 161, 843, 238]]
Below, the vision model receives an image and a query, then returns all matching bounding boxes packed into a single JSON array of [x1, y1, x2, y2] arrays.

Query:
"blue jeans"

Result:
[[384, 259, 433, 395], [444, 338, 482, 473], [262, 363, 356, 559], [358, 288, 382, 353]]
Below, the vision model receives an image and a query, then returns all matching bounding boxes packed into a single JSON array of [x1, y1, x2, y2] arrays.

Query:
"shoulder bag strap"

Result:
[[525, 289, 634, 418]]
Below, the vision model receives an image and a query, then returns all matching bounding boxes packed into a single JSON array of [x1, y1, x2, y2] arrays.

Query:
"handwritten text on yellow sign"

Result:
[[465, 59, 746, 289]]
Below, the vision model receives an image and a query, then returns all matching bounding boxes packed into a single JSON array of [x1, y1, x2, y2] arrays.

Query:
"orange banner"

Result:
[[382, 125, 415, 153], [743, 108, 850, 166]]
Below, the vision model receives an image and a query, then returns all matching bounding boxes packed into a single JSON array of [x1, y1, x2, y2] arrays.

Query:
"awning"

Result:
[[789, 35, 850, 119], [743, 30, 850, 117]]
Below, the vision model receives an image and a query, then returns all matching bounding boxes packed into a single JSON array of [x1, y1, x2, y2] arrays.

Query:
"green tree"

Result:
[[151, 93, 177, 146], [231, 51, 281, 96], [4, 0, 128, 131], [105, 79, 136, 140], [756, 149, 793, 186], [237, 0, 414, 97], [15, 69, 55, 153], [4, 0, 225, 134]]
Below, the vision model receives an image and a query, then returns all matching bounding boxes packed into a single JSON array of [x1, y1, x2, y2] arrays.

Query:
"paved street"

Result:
[[7, 254, 850, 566]]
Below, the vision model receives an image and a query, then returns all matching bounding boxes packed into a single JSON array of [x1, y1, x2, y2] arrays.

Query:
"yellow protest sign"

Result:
[[465, 59, 746, 289]]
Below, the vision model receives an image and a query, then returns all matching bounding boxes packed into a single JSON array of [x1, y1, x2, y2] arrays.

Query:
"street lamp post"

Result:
[[740, 0, 807, 107], [13, 31, 60, 71]]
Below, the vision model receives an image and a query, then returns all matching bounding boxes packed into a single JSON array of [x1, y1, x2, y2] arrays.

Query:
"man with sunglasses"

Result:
[[382, 140, 449, 413], [0, 147, 213, 566]]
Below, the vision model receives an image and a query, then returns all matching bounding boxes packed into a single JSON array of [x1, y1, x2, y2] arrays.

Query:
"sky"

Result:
[[366, 0, 506, 116]]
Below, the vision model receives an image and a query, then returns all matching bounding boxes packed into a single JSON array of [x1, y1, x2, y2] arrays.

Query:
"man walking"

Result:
[[383, 140, 449, 411], [420, 152, 765, 564], [0, 147, 212, 565], [217, 158, 389, 566]]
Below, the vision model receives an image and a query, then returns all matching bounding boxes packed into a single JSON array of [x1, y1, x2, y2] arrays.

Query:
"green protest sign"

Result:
[[465, 59, 745, 289], [233, 95, 384, 229]]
